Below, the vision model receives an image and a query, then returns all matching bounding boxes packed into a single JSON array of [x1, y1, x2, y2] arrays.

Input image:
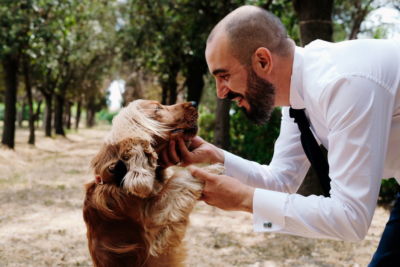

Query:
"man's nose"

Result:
[[216, 81, 229, 99]]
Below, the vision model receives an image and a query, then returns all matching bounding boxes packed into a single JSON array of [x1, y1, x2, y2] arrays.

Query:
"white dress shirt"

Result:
[[223, 39, 400, 241]]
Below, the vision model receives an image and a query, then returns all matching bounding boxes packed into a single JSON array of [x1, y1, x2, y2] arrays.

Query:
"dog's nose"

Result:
[[189, 101, 197, 108]]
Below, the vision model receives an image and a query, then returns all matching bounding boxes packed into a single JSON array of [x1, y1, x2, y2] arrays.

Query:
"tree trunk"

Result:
[[23, 57, 35, 145], [123, 73, 144, 105], [86, 108, 96, 128], [64, 101, 72, 130], [17, 99, 25, 128], [214, 98, 231, 150], [35, 100, 42, 129], [160, 62, 180, 105], [43, 92, 53, 137], [161, 85, 168, 105], [54, 94, 65, 136], [75, 100, 82, 130], [348, 0, 374, 40], [86, 99, 96, 128], [293, 0, 333, 196], [1, 55, 19, 149], [293, 0, 333, 46], [185, 57, 206, 105]]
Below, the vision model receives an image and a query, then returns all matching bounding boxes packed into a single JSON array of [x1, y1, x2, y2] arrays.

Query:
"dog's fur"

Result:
[[83, 100, 219, 267]]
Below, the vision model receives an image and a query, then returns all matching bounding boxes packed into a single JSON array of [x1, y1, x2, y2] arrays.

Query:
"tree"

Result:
[[0, 1, 30, 148], [293, 0, 334, 45], [334, 0, 376, 40], [26, 0, 119, 136], [120, 1, 244, 150], [1, 54, 19, 148], [22, 56, 35, 144], [1, 0, 120, 145]]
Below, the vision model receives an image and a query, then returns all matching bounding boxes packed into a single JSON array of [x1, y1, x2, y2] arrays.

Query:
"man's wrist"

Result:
[[240, 186, 254, 213], [210, 146, 225, 164]]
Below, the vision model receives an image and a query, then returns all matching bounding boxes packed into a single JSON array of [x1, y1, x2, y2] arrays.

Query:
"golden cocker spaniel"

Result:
[[83, 100, 221, 267]]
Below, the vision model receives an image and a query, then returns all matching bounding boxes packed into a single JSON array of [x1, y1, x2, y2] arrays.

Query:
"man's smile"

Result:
[[235, 96, 244, 107]]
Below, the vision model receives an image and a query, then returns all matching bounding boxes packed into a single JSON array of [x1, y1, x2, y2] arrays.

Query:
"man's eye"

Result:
[[220, 74, 229, 80]]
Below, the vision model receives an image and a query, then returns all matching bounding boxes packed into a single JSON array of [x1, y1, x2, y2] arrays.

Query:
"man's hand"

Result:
[[189, 166, 254, 212], [159, 136, 224, 167]]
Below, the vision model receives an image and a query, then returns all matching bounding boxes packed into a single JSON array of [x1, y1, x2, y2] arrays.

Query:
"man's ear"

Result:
[[252, 47, 273, 75]]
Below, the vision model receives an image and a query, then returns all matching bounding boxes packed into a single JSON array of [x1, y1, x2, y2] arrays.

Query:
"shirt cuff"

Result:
[[253, 188, 288, 232]]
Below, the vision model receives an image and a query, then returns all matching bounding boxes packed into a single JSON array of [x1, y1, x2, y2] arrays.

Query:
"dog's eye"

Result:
[[108, 163, 116, 172], [122, 155, 130, 161]]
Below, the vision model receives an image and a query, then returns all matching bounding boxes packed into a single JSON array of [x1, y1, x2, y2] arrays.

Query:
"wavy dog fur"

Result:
[[83, 100, 218, 267]]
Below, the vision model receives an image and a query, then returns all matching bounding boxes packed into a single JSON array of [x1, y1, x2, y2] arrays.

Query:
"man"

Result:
[[160, 5, 400, 266]]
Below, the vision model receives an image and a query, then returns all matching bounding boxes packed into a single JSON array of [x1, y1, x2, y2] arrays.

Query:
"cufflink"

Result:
[[263, 222, 272, 228]]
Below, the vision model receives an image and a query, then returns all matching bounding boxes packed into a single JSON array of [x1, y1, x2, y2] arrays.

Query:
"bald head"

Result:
[[207, 5, 292, 66]]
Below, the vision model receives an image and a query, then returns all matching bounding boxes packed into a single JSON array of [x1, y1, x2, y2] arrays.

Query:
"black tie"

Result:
[[289, 107, 331, 197]]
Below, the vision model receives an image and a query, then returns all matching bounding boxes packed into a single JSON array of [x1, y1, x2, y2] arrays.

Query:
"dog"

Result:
[[83, 100, 221, 267]]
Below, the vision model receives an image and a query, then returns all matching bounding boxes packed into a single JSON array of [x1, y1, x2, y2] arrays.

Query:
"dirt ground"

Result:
[[0, 126, 390, 266]]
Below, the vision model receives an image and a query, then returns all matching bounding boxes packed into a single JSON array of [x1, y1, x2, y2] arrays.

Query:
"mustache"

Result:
[[226, 91, 243, 100]]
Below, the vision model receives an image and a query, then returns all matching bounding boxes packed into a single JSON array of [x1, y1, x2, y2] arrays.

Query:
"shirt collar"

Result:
[[289, 46, 305, 109]]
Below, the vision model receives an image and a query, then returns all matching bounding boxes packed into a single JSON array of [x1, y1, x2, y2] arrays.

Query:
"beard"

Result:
[[226, 68, 276, 125], [244, 68, 276, 124], [227, 68, 275, 124]]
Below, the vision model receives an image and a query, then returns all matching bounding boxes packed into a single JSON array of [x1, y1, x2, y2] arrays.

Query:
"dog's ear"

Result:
[[91, 143, 129, 187], [120, 138, 160, 198]]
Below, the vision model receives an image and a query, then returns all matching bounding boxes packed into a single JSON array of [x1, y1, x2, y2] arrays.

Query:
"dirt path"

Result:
[[0, 127, 389, 266]]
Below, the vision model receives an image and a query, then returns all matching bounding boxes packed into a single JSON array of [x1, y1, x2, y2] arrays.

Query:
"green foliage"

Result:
[[119, 0, 299, 100], [379, 178, 400, 205], [371, 26, 389, 39], [0, 103, 4, 121], [198, 99, 281, 165], [333, 0, 376, 41], [198, 105, 216, 143], [0, 0, 120, 116], [96, 109, 117, 124], [17, 103, 30, 121], [0, 1, 29, 58], [230, 107, 281, 164]]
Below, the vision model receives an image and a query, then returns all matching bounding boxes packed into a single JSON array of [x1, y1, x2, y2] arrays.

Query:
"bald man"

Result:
[[160, 5, 400, 266]]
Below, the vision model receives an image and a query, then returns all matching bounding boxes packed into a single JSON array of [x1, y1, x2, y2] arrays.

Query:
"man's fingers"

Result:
[[177, 138, 191, 160], [168, 140, 180, 164], [188, 136, 204, 150], [160, 149, 171, 167], [189, 166, 215, 182]]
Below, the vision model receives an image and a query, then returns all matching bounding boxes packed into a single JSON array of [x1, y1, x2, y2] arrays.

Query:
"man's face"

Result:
[[206, 35, 275, 125]]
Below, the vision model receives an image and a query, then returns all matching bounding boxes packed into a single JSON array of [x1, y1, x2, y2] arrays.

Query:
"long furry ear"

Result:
[[119, 138, 160, 198], [91, 143, 127, 186], [91, 144, 118, 177]]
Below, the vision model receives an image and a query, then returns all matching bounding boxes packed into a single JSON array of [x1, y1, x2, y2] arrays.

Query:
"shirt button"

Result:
[[263, 222, 272, 228]]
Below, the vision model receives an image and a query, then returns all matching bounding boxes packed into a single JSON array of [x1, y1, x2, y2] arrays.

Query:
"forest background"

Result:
[[1, 0, 400, 200]]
